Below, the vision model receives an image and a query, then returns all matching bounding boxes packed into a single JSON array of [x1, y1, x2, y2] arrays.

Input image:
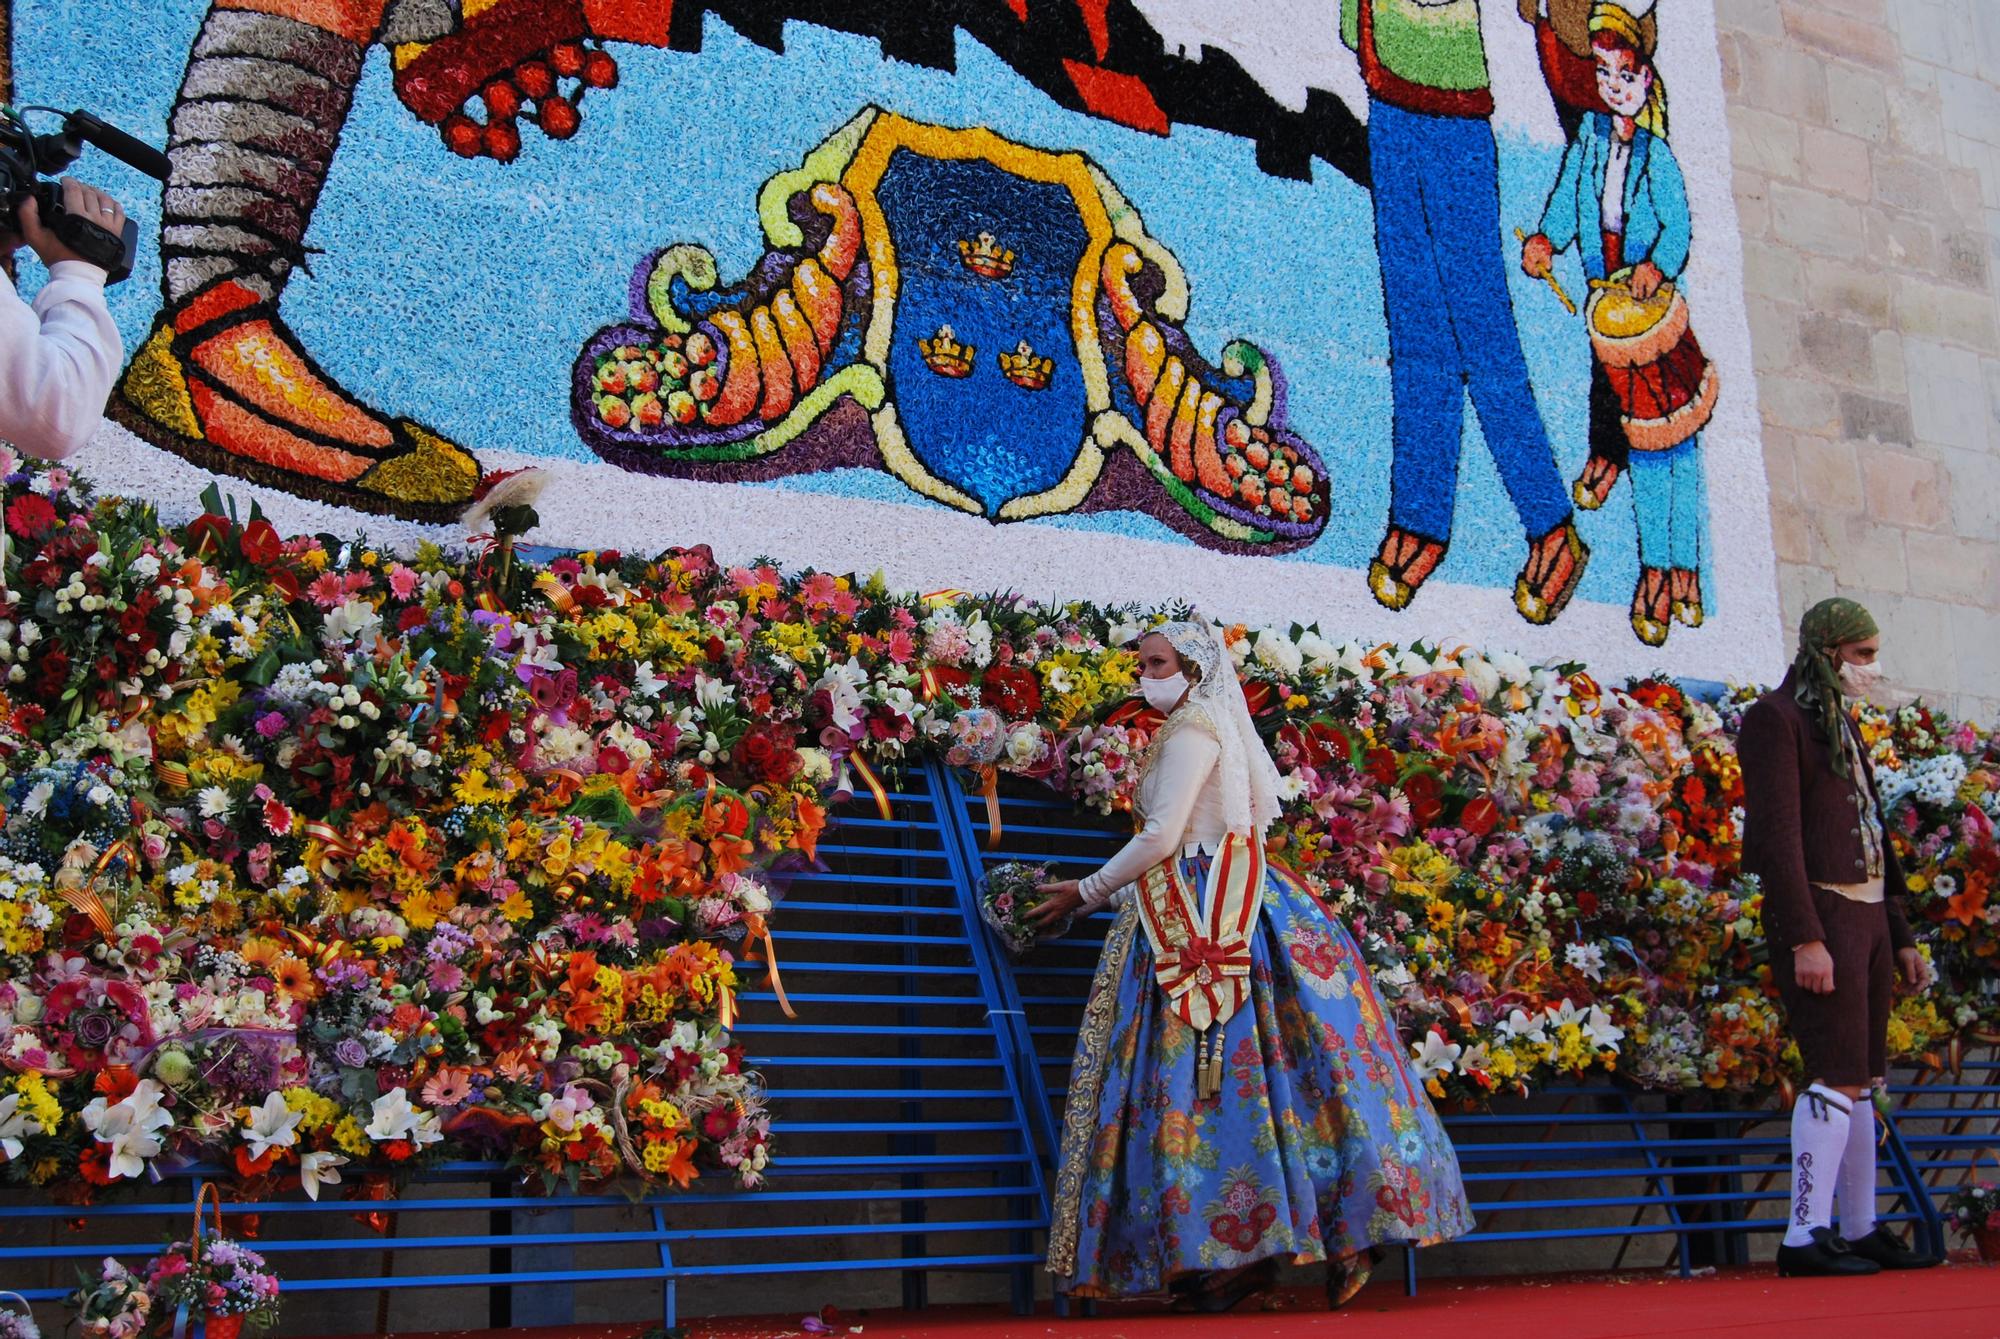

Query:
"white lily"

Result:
[[0, 1091, 33, 1158], [1583, 1005, 1627, 1052], [299, 1150, 350, 1201], [365, 1087, 423, 1143], [693, 672, 736, 714], [240, 1091, 303, 1158], [1411, 1030, 1462, 1082], [80, 1079, 173, 1179], [632, 660, 668, 697], [1498, 1008, 1548, 1042]]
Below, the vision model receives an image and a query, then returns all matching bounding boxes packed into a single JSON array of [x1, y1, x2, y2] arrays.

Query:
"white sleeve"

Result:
[[1077, 725, 1220, 908], [0, 261, 123, 462]]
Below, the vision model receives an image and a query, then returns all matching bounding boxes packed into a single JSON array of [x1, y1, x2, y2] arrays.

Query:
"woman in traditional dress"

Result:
[[1028, 619, 1472, 1311]]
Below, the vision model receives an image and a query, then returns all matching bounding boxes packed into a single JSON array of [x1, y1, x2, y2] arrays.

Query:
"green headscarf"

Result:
[[1791, 597, 1878, 778]]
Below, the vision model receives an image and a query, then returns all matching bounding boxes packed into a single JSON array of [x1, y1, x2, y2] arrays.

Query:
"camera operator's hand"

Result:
[[19, 178, 125, 272]]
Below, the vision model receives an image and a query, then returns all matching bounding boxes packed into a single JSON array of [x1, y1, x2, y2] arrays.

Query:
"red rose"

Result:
[[239, 517, 281, 567]]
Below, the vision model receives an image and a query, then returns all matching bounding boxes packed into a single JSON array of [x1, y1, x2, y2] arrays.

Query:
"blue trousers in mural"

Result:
[[1369, 99, 1572, 546], [1047, 855, 1473, 1296], [1629, 437, 1702, 569]]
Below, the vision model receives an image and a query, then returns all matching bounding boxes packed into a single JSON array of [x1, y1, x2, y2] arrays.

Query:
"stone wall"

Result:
[[1720, 0, 2000, 717]]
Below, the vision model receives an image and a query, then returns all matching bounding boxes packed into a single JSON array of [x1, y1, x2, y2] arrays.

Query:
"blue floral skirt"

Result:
[[1046, 855, 1473, 1296]]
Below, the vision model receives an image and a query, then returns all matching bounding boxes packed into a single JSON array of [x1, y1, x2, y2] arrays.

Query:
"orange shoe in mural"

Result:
[[570, 108, 1331, 552], [116, 280, 480, 519], [1515, 519, 1592, 625]]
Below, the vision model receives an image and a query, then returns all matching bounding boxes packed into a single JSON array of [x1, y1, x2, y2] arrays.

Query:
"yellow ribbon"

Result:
[[847, 753, 893, 822]]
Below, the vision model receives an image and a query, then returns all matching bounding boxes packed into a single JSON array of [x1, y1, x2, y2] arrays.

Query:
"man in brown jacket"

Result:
[[1739, 598, 1939, 1276]]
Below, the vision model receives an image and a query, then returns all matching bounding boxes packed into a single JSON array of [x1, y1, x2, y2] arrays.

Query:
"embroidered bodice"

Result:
[[1078, 708, 1227, 907]]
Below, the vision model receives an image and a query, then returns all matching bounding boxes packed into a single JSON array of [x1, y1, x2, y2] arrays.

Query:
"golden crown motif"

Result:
[[957, 231, 1016, 279], [919, 325, 974, 378], [998, 339, 1054, 391]]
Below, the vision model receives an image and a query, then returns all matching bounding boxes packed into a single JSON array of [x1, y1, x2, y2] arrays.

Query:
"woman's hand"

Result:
[[1896, 947, 1932, 994], [1628, 260, 1666, 300], [1520, 232, 1554, 279], [1028, 879, 1084, 928]]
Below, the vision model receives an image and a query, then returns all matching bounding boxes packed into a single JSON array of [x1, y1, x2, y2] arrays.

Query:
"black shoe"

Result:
[[1842, 1226, 1941, 1270], [1168, 1258, 1278, 1313], [1777, 1226, 1882, 1277], [1327, 1246, 1382, 1309]]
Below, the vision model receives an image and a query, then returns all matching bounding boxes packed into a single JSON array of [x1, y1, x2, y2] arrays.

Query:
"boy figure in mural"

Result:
[[1341, 0, 1589, 625], [1521, 0, 1714, 646], [1517, 0, 1650, 510], [109, 0, 670, 519]]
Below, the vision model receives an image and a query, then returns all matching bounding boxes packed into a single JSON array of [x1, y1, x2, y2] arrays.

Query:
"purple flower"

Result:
[[333, 1037, 368, 1068], [254, 711, 287, 739]]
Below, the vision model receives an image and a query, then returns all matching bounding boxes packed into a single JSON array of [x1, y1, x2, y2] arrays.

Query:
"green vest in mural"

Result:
[[1341, 0, 1494, 115]]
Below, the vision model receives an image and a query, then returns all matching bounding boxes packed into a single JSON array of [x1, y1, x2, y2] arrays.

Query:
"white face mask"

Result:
[[1139, 671, 1189, 713], [1837, 660, 1883, 699]]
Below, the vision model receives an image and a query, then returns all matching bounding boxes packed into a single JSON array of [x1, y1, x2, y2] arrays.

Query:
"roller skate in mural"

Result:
[[109, 0, 669, 520], [571, 109, 1331, 552]]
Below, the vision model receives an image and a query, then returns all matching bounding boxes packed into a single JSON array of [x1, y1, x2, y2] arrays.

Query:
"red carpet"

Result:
[[304, 1258, 2000, 1339]]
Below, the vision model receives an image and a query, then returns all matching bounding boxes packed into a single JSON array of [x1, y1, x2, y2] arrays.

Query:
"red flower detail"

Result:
[[239, 517, 281, 567], [4, 493, 57, 541], [1208, 1201, 1277, 1253]]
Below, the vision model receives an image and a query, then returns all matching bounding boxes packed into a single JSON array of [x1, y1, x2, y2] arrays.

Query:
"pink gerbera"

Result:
[[421, 1066, 474, 1109]]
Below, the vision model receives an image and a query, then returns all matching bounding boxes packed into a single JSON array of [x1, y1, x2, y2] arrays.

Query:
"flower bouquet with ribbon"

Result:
[[69, 1258, 149, 1338], [135, 1186, 281, 1339], [979, 861, 1068, 957], [0, 1290, 42, 1339]]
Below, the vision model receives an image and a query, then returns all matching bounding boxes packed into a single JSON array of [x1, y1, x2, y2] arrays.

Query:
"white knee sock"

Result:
[[1783, 1083, 1852, 1248], [1838, 1093, 1879, 1240]]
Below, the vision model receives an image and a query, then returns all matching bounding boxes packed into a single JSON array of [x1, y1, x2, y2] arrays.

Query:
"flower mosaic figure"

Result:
[[1342, 0, 1588, 624], [1522, 0, 1716, 647], [1739, 599, 1941, 1278], [1518, 0, 1657, 510], [109, 0, 663, 517], [1030, 618, 1471, 1309]]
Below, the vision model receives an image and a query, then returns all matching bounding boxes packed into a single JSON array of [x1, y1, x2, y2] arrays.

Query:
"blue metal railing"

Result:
[[1, 766, 1986, 1332]]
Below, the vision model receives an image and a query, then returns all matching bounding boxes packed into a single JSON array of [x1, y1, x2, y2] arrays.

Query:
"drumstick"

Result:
[[1514, 229, 1577, 315]]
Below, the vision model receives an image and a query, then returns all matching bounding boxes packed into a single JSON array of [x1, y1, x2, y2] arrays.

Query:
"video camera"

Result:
[[0, 104, 169, 284]]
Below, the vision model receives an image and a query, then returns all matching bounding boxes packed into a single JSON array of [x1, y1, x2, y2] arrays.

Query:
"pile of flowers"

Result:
[[0, 455, 1992, 1218], [1943, 1181, 2000, 1252]]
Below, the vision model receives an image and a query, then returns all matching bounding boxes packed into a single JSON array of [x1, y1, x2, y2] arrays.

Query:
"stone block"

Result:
[[1860, 445, 1948, 528], [1761, 426, 1803, 497], [1811, 511, 1909, 593], [1747, 297, 1802, 373], [1862, 209, 1939, 274], [1744, 239, 1807, 300], [1937, 69, 2000, 148], [1941, 230, 1991, 287], [1871, 329, 1909, 397], [1896, 0, 1978, 76], [1778, 561, 1840, 627], [1907, 531, 2000, 604], [1840, 390, 1914, 445], [1796, 435, 1866, 511], [1894, 279, 2000, 353], [1872, 150, 1947, 213], [1869, 596, 1959, 695], [1719, 0, 1786, 39], [1735, 39, 1830, 124], [1769, 495, 1814, 563], [1761, 374, 1845, 435], [1950, 608, 2000, 701], [1783, 2, 1899, 71], [1801, 126, 1874, 199], [1731, 107, 1805, 180], [1886, 87, 1945, 157], [1797, 311, 1880, 381], [1805, 257, 1894, 324], [1905, 338, 1989, 450], [1734, 167, 1772, 238], [1826, 64, 1890, 142], [1772, 182, 1863, 258], [1939, 446, 2000, 540]]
